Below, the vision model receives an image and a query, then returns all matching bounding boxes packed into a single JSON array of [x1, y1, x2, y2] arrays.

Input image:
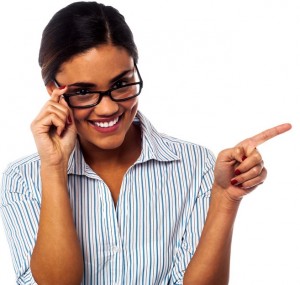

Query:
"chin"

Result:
[[98, 141, 123, 150], [94, 135, 126, 150]]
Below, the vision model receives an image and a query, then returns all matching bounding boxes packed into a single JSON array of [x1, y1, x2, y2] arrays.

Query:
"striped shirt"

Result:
[[0, 111, 215, 285]]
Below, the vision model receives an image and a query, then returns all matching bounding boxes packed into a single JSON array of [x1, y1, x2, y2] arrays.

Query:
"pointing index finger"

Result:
[[243, 123, 292, 148]]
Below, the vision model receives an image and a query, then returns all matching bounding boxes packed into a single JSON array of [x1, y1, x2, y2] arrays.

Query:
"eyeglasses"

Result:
[[53, 63, 143, 109]]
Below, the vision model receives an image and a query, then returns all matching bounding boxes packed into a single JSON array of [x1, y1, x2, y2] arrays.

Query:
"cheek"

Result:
[[125, 98, 139, 113], [72, 109, 91, 123]]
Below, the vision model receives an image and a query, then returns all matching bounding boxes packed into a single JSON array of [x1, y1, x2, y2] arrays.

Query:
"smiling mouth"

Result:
[[92, 116, 120, 128]]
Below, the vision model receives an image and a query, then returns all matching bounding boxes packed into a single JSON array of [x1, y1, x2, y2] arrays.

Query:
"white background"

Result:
[[0, 0, 299, 284]]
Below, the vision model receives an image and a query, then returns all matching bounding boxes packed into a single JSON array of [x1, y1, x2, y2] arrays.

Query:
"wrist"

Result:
[[211, 183, 242, 213], [40, 163, 68, 178]]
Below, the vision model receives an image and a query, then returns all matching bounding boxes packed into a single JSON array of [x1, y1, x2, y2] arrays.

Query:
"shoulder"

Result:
[[159, 132, 216, 165], [137, 111, 215, 166], [1, 153, 41, 202], [3, 153, 40, 180], [6, 153, 40, 171]]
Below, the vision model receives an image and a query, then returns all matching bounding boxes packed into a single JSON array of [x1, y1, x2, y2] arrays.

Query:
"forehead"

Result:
[[56, 44, 133, 84]]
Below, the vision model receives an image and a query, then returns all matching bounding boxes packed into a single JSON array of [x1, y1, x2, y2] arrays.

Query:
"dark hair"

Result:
[[38, 1, 138, 85]]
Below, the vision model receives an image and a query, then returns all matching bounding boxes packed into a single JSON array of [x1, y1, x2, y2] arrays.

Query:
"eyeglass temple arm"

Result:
[[52, 78, 61, 88], [134, 62, 143, 87]]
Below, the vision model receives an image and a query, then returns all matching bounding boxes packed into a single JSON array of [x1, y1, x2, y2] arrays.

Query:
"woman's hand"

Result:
[[31, 86, 77, 167], [213, 123, 292, 202], [184, 123, 292, 285]]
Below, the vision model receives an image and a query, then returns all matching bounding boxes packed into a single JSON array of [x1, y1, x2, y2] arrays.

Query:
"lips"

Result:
[[88, 114, 122, 132], [92, 116, 119, 128]]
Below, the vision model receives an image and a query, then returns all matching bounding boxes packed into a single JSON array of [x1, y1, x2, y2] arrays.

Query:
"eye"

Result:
[[112, 80, 128, 89], [73, 88, 90, 95]]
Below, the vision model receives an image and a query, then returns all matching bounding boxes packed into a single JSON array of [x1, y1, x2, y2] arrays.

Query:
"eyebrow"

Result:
[[65, 68, 134, 88]]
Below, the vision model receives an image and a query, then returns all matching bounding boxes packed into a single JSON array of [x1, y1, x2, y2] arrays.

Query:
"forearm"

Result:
[[30, 165, 83, 285], [183, 185, 241, 285]]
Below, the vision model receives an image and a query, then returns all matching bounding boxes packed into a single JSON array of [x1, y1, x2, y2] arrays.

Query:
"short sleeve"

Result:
[[171, 151, 215, 284], [0, 165, 40, 284]]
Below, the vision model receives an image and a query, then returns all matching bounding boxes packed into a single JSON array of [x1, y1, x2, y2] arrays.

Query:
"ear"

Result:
[[46, 81, 56, 96]]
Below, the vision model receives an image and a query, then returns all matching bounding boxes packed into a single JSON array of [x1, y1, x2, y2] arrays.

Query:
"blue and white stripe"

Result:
[[1, 111, 215, 285]]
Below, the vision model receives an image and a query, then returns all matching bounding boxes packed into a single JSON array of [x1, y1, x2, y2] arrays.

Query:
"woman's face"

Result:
[[54, 44, 139, 151]]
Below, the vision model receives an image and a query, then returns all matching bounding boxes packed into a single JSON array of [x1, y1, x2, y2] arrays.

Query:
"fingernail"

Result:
[[234, 169, 241, 175], [59, 85, 66, 90], [231, 179, 238, 186], [242, 156, 247, 161]]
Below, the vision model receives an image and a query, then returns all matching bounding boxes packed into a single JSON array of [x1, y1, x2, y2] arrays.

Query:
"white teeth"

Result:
[[94, 117, 119, 128]]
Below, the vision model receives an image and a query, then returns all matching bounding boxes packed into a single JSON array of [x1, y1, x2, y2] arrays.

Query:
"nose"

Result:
[[93, 95, 119, 116]]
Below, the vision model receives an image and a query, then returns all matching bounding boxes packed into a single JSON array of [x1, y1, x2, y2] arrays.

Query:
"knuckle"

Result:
[[234, 147, 243, 156], [252, 151, 262, 161], [49, 113, 61, 124], [251, 166, 261, 176], [46, 104, 56, 114]]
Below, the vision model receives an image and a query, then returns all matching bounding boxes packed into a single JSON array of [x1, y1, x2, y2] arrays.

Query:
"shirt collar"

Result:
[[135, 111, 180, 163], [67, 111, 180, 176], [67, 140, 97, 177]]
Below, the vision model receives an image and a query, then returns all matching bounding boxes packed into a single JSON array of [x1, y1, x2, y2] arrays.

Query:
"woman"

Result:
[[0, 2, 291, 284]]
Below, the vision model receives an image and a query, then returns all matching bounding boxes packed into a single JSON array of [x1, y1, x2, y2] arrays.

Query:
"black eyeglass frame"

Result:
[[53, 63, 143, 109]]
